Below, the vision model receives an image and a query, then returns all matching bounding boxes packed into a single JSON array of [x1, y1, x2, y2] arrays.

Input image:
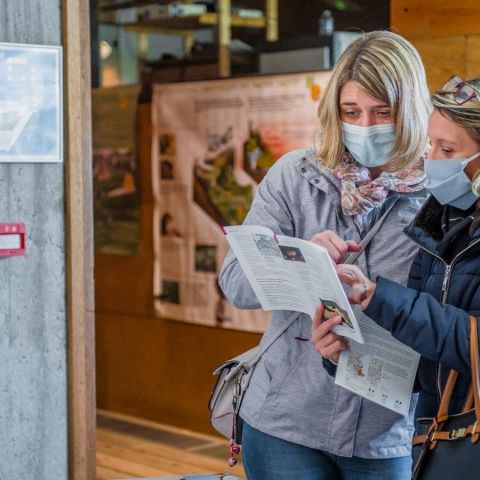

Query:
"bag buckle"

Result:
[[449, 427, 466, 439]]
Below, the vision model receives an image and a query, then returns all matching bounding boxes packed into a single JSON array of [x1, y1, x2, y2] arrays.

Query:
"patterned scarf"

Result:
[[332, 154, 425, 216]]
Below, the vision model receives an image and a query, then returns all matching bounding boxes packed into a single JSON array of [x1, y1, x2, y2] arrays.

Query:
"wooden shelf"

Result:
[[123, 13, 266, 33], [103, 0, 278, 78], [100, 0, 175, 11]]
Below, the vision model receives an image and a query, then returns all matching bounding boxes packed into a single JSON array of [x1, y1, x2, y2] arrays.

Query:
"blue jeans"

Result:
[[242, 422, 412, 480]]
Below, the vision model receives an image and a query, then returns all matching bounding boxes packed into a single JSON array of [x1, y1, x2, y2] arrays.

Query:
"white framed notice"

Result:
[[0, 43, 63, 163]]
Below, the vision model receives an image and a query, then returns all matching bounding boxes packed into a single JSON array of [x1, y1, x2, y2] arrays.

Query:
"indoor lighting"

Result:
[[99, 40, 113, 60]]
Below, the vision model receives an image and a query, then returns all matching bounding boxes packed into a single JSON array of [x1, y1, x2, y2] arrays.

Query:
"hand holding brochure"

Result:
[[223, 225, 364, 343], [335, 312, 420, 416]]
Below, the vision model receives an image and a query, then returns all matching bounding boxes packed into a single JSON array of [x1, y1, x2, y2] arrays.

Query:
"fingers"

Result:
[[345, 240, 362, 252], [347, 285, 367, 305], [348, 283, 376, 309], [312, 330, 348, 362], [311, 307, 350, 362], [310, 231, 362, 264], [328, 234, 348, 258], [311, 313, 343, 344], [336, 264, 367, 286], [321, 338, 349, 362]]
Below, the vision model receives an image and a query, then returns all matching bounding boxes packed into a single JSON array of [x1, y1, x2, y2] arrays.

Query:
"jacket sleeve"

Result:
[[218, 155, 296, 309], [364, 276, 472, 373]]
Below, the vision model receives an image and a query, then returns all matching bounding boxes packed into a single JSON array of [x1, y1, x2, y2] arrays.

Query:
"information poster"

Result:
[[153, 71, 331, 332], [0, 43, 62, 163], [92, 86, 140, 255]]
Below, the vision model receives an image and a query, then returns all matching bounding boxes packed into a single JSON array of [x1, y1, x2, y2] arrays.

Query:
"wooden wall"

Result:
[[391, 0, 480, 89], [95, 89, 260, 434]]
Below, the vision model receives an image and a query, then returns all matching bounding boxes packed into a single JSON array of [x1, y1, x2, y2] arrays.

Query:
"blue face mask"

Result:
[[424, 151, 480, 210], [342, 122, 396, 168]]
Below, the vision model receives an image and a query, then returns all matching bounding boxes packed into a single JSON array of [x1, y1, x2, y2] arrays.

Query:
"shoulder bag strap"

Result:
[[435, 370, 459, 423], [344, 197, 399, 265], [434, 316, 480, 425], [469, 316, 480, 425], [245, 311, 299, 369]]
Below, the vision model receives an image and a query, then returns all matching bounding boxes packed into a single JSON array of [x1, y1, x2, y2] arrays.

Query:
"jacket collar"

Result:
[[404, 195, 480, 256], [294, 148, 342, 208]]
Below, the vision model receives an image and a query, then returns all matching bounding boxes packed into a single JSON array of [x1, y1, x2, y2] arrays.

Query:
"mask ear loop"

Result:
[[469, 153, 480, 235], [472, 171, 480, 197]]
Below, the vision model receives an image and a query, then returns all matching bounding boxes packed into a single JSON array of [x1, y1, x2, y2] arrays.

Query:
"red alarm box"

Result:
[[0, 223, 26, 257]]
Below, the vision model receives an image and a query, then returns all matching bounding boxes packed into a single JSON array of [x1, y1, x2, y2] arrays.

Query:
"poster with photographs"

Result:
[[92, 86, 140, 255], [152, 71, 331, 332]]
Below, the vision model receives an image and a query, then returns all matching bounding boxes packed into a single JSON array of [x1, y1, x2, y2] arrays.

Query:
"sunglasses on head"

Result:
[[441, 75, 480, 105]]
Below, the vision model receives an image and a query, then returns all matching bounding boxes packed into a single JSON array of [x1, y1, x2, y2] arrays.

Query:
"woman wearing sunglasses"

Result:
[[220, 31, 430, 480], [313, 75, 480, 469]]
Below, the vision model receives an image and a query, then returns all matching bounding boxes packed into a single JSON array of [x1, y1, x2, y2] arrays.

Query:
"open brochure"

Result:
[[224, 224, 421, 416], [335, 312, 420, 416], [223, 225, 364, 344]]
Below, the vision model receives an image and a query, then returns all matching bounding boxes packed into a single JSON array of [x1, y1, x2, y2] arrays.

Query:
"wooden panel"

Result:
[[63, 1, 96, 479], [411, 36, 467, 90], [94, 202, 154, 316], [392, 0, 480, 39], [467, 35, 480, 79], [95, 92, 155, 316], [95, 312, 260, 434]]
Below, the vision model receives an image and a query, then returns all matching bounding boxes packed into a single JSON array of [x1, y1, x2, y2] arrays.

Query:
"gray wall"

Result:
[[0, 1, 67, 480]]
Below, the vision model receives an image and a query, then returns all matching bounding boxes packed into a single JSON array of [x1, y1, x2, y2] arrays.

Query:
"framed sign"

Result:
[[0, 43, 62, 163]]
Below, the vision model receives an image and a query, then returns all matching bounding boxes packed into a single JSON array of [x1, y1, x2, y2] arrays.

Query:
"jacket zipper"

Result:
[[407, 237, 480, 400]]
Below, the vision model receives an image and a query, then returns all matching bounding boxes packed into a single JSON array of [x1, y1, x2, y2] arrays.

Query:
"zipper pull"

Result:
[[441, 264, 451, 301]]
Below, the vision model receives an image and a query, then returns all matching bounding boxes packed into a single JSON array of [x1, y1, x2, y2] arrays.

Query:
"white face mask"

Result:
[[342, 122, 396, 168], [424, 151, 480, 210]]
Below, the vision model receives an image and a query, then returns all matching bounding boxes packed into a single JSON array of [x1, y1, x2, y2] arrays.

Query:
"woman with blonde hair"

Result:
[[219, 31, 430, 479], [317, 77, 480, 479]]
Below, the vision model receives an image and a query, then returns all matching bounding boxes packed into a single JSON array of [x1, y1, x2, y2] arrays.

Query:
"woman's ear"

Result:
[[464, 155, 480, 181], [472, 170, 480, 197]]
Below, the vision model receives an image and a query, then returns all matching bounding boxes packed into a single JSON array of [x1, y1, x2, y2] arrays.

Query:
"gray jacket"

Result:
[[219, 148, 426, 459]]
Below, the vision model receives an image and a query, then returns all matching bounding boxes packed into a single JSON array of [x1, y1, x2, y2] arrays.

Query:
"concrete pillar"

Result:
[[0, 1, 68, 479]]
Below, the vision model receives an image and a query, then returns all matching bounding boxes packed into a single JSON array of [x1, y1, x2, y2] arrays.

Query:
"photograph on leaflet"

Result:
[[321, 298, 354, 329], [279, 245, 306, 263]]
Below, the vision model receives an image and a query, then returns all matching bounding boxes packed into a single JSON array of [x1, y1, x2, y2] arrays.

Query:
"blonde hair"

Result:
[[316, 30, 430, 171], [432, 79, 480, 144]]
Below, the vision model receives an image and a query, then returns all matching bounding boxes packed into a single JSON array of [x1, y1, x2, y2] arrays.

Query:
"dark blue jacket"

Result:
[[365, 198, 480, 418]]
